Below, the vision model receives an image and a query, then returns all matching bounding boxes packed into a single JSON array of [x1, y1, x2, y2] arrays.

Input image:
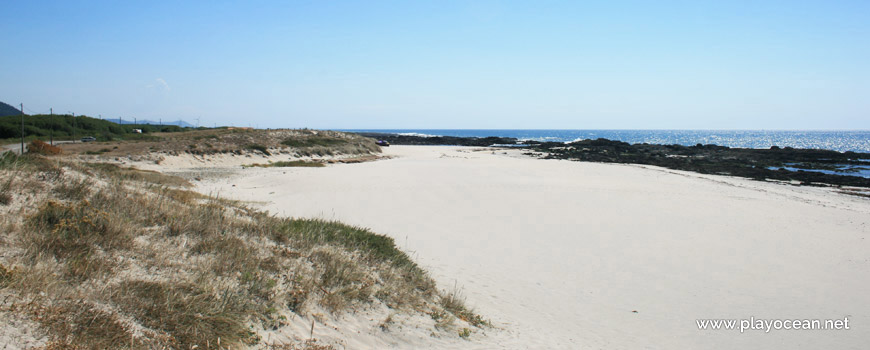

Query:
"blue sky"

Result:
[[1, 1, 868, 129]]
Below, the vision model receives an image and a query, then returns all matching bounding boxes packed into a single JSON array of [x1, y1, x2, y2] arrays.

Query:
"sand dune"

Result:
[[193, 145, 870, 349]]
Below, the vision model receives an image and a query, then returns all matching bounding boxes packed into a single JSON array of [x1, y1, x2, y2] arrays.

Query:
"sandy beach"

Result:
[[188, 145, 870, 349]]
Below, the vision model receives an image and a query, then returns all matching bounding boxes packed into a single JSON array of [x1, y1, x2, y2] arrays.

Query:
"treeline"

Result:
[[0, 114, 189, 141]]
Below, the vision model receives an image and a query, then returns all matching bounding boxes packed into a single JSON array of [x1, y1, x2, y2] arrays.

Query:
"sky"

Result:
[[1, 0, 868, 129]]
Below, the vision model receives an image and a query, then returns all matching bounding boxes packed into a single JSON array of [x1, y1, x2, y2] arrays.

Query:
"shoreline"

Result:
[[175, 145, 870, 349], [353, 133, 870, 188]]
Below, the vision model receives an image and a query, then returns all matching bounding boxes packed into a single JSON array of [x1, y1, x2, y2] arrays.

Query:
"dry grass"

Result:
[[0, 152, 486, 349], [52, 176, 93, 201], [0, 263, 12, 287], [0, 171, 12, 205], [110, 280, 254, 348], [246, 160, 325, 168], [81, 162, 191, 187], [266, 340, 336, 350], [440, 285, 490, 328], [31, 301, 131, 349], [25, 199, 130, 280], [59, 128, 381, 159]]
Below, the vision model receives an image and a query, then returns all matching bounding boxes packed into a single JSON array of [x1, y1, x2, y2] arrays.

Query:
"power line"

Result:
[[22, 105, 51, 115]]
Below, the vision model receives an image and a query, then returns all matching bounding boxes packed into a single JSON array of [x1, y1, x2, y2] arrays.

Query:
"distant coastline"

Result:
[[343, 129, 870, 153]]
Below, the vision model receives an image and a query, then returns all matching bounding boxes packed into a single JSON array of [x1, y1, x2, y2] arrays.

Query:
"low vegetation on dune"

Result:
[[60, 128, 381, 160], [245, 161, 326, 168], [0, 152, 485, 349]]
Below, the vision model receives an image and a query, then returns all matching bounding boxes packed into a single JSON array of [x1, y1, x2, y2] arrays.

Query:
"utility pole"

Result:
[[20, 104, 24, 154], [72, 112, 76, 143], [50, 108, 54, 146]]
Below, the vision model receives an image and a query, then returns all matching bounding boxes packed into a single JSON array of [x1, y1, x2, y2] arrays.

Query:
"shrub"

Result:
[[459, 327, 472, 339], [28, 139, 62, 155], [281, 136, 347, 148], [84, 148, 112, 155], [246, 144, 271, 155]]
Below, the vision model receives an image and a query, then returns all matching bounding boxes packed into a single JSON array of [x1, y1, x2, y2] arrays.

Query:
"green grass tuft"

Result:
[[281, 136, 348, 148], [280, 219, 416, 268], [440, 287, 490, 328]]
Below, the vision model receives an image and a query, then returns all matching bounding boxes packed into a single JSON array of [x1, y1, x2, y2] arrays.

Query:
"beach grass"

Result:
[[0, 151, 484, 348], [281, 136, 348, 148], [56, 128, 381, 159], [246, 160, 326, 168]]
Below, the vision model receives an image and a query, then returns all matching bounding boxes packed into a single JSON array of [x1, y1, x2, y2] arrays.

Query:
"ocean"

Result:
[[342, 129, 870, 154]]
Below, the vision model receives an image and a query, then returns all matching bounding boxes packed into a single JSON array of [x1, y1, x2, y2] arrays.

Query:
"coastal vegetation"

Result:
[[0, 135, 484, 348], [280, 136, 349, 148], [246, 160, 326, 168], [58, 128, 380, 160], [0, 113, 187, 143]]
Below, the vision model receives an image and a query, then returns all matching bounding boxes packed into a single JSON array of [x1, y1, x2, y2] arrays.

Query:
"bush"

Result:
[[281, 136, 347, 148], [246, 144, 271, 155], [28, 139, 62, 155]]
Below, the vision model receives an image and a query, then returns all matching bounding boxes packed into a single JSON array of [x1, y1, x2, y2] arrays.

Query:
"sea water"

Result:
[[343, 129, 870, 178], [343, 129, 870, 153]]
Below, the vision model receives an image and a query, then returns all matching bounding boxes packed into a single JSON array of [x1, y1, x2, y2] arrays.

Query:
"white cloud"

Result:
[[155, 78, 171, 92]]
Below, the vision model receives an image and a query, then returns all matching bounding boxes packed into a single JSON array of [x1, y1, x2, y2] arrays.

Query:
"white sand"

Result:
[[187, 145, 870, 349]]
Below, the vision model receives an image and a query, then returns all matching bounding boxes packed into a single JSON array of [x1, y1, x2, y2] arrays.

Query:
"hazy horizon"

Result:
[[2, 1, 868, 130]]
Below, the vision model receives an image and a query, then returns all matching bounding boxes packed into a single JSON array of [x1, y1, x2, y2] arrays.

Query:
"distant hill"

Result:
[[105, 118, 195, 127], [0, 101, 22, 117]]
